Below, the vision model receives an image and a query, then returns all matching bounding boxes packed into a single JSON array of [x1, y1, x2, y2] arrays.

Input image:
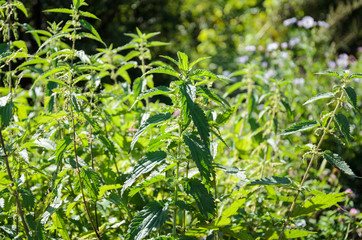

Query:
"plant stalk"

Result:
[[278, 94, 343, 240]]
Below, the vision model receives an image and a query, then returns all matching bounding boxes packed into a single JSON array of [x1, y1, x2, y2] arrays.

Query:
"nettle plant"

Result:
[[273, 71, 361, 239], [122, 51, 234, 239]]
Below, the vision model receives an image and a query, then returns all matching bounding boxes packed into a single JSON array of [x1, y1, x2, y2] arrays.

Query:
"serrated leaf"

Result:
[[184, 178, 215, 219], [129, 175, 165, 198], [316, 71, 342, 79], [99, 135, 116, 156], [36, 32, 67, 53], [189, 56, 211, 69], [122, 151, 167, 195], [98, 184, 122, 197], [41, 196, 62, 225], [0, 172, 12, 186], [51, 136, 72, 188], [198, 88, 230, 107], [214, 163, 247, 180], [128, 201, 169, 240], [147, 133, 175, 152], [0, 100, 13, 127], [189, 69, 217, 80], [146, 66, 179, 77], [32, 66, 69, 87], [335, 113, 351, 143], [248, 176, 292, 186], [183, 133, 213, 183], [19, 189, 34, 211], [216, 198, 246, 226], [131, 86, 173, 110], [44, 8, 73, 14], [52, 212, 70, 240], [14, 1, 28, 17], [177, 51, 189, 71], [34, 138, 56, 150], [71, 94, 80, 112], [344, 87, 358, 111], [79, 19, 105, 45], [130, 113, 171, 152], [247, 93, 255, 120], [291, 191, 348, 218], [280, 100, 293, 120], [79, 10, 100, 20], [323, 151, 357, 177], [160, 55, 179, 66], [16, 58, 49, 70], [280, 120, 318, 135], [284, 229, 316, 238], [180, 83, 210, 146], [303, 92, 334, 105], [348, 73, 362, 79], [80, 167, 101, 200]]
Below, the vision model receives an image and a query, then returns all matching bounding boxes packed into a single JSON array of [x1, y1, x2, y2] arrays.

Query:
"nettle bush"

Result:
[[0, 1, 361, 239]]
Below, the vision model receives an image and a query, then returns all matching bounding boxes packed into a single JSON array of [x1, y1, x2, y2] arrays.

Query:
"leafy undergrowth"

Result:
[[0, 1, 361, 239]]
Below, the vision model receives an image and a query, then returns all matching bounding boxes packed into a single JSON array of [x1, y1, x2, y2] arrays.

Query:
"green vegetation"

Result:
[[0, 0, 361, 239]]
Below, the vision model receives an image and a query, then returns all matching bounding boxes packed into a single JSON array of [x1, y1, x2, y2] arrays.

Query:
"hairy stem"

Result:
[[278, 93, 343, 240]]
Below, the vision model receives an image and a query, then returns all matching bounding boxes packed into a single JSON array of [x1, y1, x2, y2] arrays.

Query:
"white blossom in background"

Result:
[[261, 61, 268, 68], [283, 17, 297, 26], [244, 45, 256, 52], [267, 42, 279, 52], [280, 51, 288, 59], [293, 78, 305, 85], [337, 53, 349, 68], [328, 61, 336, 69], [317, 21, 330, 28], [236, 55, 249, 64], [264, 69, 276, 79], [289, 37, 300, 48], [298, 16, 315, 29], [222, 70, 230, 76], [281, 42, 288, 49]]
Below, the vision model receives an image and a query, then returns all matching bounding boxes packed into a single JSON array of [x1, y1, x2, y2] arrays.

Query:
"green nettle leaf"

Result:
[[189, 56, 211, 69], [184, 178, 216, 219], [146, 66, 179, 77], [79, 19, 105, 46], [316, 71, 342, 79], [280, 120, 318, 136], [41, 196, 62, 225], [51, 136, 72, 187], [280, 100, 293, 120], [71, 94, 80, 112], [214, 163, 247, 180], [180, 83, 210, 146], [303, 92, 334, 105], [177, 51, 189, 71], [0, 100, 13, 127], [99, 135, 116, 156], [183, 133, 213, 183], [291, 191, 348, 218], [130, 113, 172, 152], [80, 167, 101, 200], [216, 198, 246, 226], [284, 230, 317, 238], [248, 176, 292, 186], [197, 87, 230, 107], [247, 93, 255, 120], [215, 107, 234, 125], [348, 73, 362, 79], [44, 8, 73, 14], [189, 69, 217, 80], [0, 172, 13, 187], [34, 138, 56, 150], [323, 151, 357, 177], [131, 86, 173, 110], [19, 189, 34, 211], [32, 66, 69, 87], [344, 87, 358, 111], [129, 175, 165, 198], [122, 151, 167, 195], [335, 113, 351, 143], [52, 212, 70, 240], [128, 201, 169, 240]]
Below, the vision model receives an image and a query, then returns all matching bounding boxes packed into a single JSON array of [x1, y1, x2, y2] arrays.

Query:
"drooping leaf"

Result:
[[80, 167, 101, 200], [335, 113, 351, 143], [197, 87, 230, 107], [122, 151, 167, 195], [13, 1, 28, 17], [316, 71, 342, 79], [19, 189, 34, 211], [130, 113, 171, 152], [303, 92, 334, 105], [32, 66, 69, 87], [145, 66, 178, 77], [183, 133, 213, 183], [189, 56, 211, 69], [323, 151, 357, 177], [130, 86, 173, 110], [184, 178, 215, 219], [79, 19, 105, 46], [248, 176, 292, 186], [216, 198, 246, 226], [291, 191, 348, 218], [344, 87, 358, 111], [129, 175, 165, 198], [36, 32, 68, 53], [44, 8, 73, 14], [280, 120, 318, 135], [128, 201, 169, 240]]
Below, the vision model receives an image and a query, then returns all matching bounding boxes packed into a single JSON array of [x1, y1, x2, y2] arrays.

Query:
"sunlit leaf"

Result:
[[303, 92, 334, 105], [280, 120, 318, 135], [323, 151, 357, 177]]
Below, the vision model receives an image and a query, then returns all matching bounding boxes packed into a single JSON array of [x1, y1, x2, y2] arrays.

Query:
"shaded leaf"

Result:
[[216, 198, 246, 226], [122, 151, 167, 195], [184, 178, 215, 219], [335, 113, 351, 143], [99, 135, 116, 156], [248, 176, 292, 186], [303, 92, 334, 105], [183, 133, 213, 183], [80, 167, 101, 200], [323, 151, 357, 177], [214, 163, 246, 180], [131, 86, 173, 110], [128, 201, 169, 240], [284, 229, 316, 238], [146, 66, 178, 77], [198, 87, 230, 107], [129, 175, 165, 198], [0, 100, 13, 127], [130, 113, 171, 152], [344, 87, 358, 111], [280, 120, 318, 135]]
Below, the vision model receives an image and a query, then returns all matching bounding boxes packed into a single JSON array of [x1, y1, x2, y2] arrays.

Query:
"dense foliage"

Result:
[[0, 0, 361, 239]]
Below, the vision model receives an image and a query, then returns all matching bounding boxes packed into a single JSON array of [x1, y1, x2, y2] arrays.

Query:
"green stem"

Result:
[[278, 93, 343, 240]]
